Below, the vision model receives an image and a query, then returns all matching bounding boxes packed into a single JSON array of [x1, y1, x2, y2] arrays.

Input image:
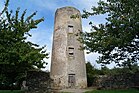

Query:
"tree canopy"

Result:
[[82, 0, 139, 68], [0, 0, 48, 88]]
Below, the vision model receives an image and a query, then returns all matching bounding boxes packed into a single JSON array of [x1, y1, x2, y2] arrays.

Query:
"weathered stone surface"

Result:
[[51, 6, 87, 89], [26, 71, 52, 93], [92, 72, 139, 90]]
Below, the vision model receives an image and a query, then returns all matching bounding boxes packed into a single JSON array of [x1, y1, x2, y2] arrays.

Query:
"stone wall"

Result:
[[93, 72, 139, 89], [133, 72, 139, 89], [26, 71, 52, 93]]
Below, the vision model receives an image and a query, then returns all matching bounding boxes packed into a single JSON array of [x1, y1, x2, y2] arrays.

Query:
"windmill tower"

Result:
[[50, 6, 87, 89]]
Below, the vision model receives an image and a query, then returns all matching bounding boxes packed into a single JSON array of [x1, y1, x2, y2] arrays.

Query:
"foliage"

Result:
[[110, 64, 139, 75], [86, 62, 110, 86], [85, 89, 139, 93], [81, 0, 139, 68], [0, 0, 48, 89], [86, 62, 95, 87], [86, 61, 139, 87]]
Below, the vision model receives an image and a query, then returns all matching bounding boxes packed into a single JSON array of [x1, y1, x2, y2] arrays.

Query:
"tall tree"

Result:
[[81, 0, 139, 68], [0, 0, 48, 88]]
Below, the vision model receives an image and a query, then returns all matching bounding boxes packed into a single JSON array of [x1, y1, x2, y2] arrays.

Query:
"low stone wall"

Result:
[[26, 70, 53, 93], [133, 72, 139, 86], [93, 72, 139, 89]]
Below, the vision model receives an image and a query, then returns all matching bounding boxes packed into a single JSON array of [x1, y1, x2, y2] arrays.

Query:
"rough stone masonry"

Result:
[[50, 6, 87, 89]]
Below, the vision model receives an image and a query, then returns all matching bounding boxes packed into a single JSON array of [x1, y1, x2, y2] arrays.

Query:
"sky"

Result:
[[0, 0, 112, 71]]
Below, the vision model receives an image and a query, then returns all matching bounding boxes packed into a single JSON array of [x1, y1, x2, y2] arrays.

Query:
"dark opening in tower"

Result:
[[68, 25, 74, 33], [68, 47, 74, 57], [68, 74, 75, 87]]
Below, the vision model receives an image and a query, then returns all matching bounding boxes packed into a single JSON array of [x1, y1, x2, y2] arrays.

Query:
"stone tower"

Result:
[[50, 6, 87, 89]]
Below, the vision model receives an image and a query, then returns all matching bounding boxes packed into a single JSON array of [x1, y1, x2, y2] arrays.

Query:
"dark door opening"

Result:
[[68, 74, 75, 88]]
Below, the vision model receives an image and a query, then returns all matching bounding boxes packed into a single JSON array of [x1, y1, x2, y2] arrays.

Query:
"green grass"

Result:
[[85, 89, 139, 93], [0, 90, 24, 93]]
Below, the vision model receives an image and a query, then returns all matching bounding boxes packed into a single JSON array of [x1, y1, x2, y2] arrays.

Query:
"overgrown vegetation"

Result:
[[0, 0, 48, 90]]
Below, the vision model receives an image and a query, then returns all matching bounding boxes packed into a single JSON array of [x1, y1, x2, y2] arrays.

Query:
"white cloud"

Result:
[[41, 50, 51, 71], [42, 34, 53, 71], [85, 51, 101, 69], [85, 52, 116, 69]]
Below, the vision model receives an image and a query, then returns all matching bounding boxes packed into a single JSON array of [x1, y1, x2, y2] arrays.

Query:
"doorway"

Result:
[[68, 74, 75, 88]]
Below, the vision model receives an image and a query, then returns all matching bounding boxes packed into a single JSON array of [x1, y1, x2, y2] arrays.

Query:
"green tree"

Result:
[[100, 66, 110, 75], [0, 0, 48, 88], [81, 0, 139, 68], [86, 62, 111, 87], [86, 62, 95, 87]]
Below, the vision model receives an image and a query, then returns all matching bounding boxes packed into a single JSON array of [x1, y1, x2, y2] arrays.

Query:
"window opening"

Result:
[[68, 25, 74, 33], [69, 47, 74, 49], [68, 47, 74, 57], [69, 53, 74, 55]]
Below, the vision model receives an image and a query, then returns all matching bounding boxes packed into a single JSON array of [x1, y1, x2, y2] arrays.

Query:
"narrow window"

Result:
[[69, 47, 74, 49], [68, 47, 74, 57], [69, 53, 74, 56], [68, 25, 73, 33]]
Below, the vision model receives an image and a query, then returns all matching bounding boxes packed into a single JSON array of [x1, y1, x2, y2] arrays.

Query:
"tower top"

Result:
[[57, 6, 79, 10], [56, 6, 80, 14]]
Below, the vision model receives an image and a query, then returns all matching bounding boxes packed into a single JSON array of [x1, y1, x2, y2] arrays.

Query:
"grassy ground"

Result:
[[85, 89, 139, 93], [0, 90, 24, 93], [1, 89, 139, 93]]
